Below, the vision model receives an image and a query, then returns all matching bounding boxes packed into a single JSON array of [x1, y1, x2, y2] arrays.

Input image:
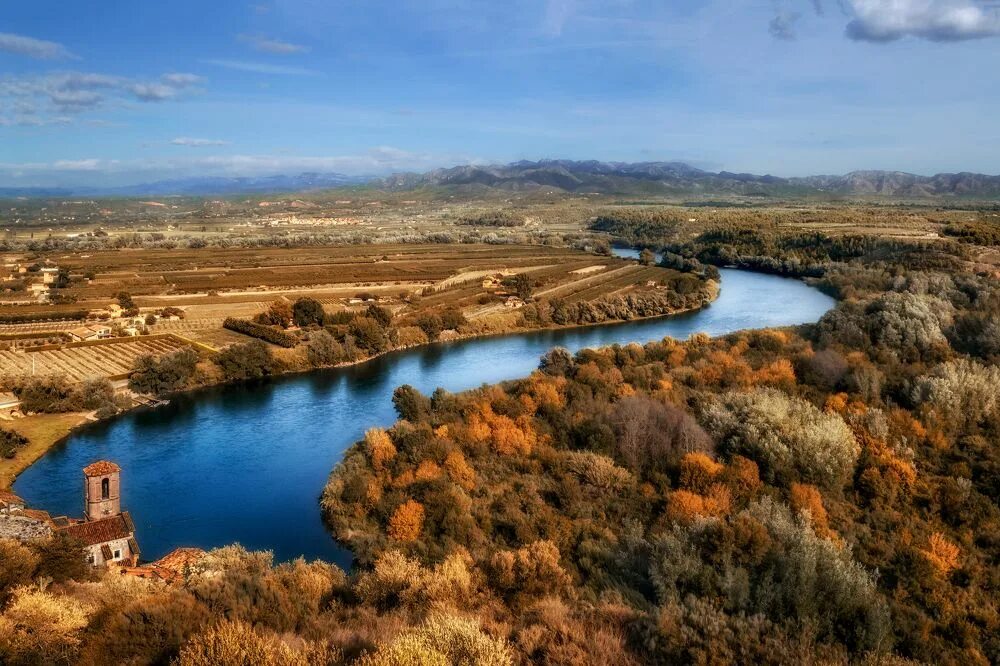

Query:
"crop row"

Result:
[[0, 337, 187, 382]]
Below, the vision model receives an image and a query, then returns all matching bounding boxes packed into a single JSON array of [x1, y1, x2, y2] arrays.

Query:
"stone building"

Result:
[[55, 461, 141, 567]]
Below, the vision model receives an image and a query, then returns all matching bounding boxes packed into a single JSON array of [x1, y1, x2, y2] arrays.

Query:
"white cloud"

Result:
[[171, 137, 229, 147], [0, 32, 74, 60], [239, 34, 309, 54], [53, 159, 101, 171], [845, 0, 1000, 41], [203, 58, 320, 76], [0, 70, 205, 124]]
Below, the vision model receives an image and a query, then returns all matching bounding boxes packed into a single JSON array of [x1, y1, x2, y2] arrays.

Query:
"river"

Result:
[[13, 266, 834, 567]]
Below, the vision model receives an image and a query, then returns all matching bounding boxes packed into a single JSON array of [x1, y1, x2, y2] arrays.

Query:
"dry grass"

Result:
[[0, 411, 88, 488]]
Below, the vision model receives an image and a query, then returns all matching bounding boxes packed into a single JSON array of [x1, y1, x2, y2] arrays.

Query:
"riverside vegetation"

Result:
[[1, 207, 999, 665]]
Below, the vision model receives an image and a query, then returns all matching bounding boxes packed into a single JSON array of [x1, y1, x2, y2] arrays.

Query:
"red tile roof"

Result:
[[0, 489, 24, 505], [83, 461, 121, 476], [57, 512, 134, 546]]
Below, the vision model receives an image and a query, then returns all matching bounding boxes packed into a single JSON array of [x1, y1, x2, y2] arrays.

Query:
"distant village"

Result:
[[0, 460, 202, 585]]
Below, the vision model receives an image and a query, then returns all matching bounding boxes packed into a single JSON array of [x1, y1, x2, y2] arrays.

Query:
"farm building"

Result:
[[68, 324, 113, 342]]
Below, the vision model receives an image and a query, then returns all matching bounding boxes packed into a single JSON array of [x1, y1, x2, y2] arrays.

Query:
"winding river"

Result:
[[13, 265, 834, 568]]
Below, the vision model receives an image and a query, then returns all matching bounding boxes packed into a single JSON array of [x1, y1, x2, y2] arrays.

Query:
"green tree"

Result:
[[292, 298, 325, 327], [392, 385, 431, 421], [366, 304, 393, 329], [214, 341, 275, 381]]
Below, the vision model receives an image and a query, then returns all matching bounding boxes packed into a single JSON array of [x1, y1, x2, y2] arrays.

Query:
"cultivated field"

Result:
[[0, 336, 191, 382]]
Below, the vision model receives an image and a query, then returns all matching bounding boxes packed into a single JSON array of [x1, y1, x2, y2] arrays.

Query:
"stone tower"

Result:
[[84, 460, 121, 522]]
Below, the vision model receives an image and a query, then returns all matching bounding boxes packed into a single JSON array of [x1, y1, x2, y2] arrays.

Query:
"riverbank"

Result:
[[1, 280, 719, 491], [0, 411, 91, 488]]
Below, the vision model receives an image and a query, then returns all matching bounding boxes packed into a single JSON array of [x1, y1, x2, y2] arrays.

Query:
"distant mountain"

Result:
[[0, 172, 370, 199], [377, 160, 1000, 199], [4, 162, 1000, 199], [97, 172, 370, 196]]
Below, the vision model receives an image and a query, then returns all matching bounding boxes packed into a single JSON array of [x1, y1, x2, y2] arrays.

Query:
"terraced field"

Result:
[[0, 336, 189, 382]]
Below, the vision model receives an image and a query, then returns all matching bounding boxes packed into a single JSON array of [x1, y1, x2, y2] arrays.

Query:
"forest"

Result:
[[1, 217, 998, 664]]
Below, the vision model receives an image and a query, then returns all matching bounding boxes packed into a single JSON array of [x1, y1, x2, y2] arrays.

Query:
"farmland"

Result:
[[0, 335, 193, 382]]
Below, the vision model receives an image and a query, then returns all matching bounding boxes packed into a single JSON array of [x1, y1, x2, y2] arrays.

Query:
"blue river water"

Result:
[[13, 264, 834, 567]]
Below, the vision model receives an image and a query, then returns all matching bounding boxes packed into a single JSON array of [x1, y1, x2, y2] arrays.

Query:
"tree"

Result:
[[639, 248, 656, 265], [256, 301, 292, 328], [392, 385, 431, 421], [440, 306, 467, 331], [0, 427, 28, 459], [213, 341, 275, 381], [304, 330, 343, 366], [416, 313, 444, 341], [291, 297, 325, 327], [702, 388, 859, 489], [116, 291, 135, 310], [366, 303, 393, 329], [504, 273, 533, 300], [350, 316, 389, 354], [388, 500, 425, 542], [129, 347, 199, 395]]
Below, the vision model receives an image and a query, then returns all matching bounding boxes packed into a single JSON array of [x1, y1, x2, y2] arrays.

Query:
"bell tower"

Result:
[[83, 460, 121, 521]]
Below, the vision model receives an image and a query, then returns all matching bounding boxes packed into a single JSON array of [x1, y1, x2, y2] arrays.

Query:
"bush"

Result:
[[0, 428, 28, 459], [292, 298, 325, 327], [255, 301, 293, 328], [177, 619, 337, 666], [129, 347, 199, 395], [349, 316, 389, 354], [702, 388, 859, 489], [223, 318, 299, 348], [360, 614, 513, 666], [213, 341, 276, 381], [304, 329, 343, 366]]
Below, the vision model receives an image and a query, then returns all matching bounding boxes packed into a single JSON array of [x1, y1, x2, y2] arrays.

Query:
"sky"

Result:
[[0, 0, 998, 187]]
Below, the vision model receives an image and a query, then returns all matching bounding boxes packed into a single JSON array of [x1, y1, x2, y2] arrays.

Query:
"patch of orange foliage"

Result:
[[725, 455, 763, 499], [444, 450, 476, 491], [365, 428, 397, 473], [388, 499, 425, 542], [922, 532, 961, 577], [789, 483, 834, 539], [752, 359, 796, 387], [414, 460, 442, 482], [679, 452, 724, 493], [666, 484, 731, 523]]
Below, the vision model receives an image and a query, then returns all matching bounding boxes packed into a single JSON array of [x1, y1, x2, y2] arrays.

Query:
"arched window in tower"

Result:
[[101, 477, 110, 500]]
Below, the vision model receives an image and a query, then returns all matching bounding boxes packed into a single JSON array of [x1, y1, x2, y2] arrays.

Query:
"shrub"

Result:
[[255, 301, 293, 328], [129, 347, 199, 395], [0, 427, 28, 459], [349, 316, 389, 354], [213, 341, 276, 381], [292, 297, 325, 327], [388, 499, 425, 542], [612, 396, 713, 475], [392, 385, 431, 421], [703, 388, 859, 489], [223, 318, 299, 348], [364, 428, 397, 472], [303, 329, 343, 366], [0, 586, 89, 665], [563, 451, 634, 490], [177, 619, 337, 666], [360, 614, 514, 666]]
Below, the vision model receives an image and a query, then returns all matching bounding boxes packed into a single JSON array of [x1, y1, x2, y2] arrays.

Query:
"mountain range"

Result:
[[2, 161, 1000, 199], [377, 160, 1000, 199]]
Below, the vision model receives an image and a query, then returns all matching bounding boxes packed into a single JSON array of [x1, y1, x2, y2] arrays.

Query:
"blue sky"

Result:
[[1, 0, 998, 186]]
